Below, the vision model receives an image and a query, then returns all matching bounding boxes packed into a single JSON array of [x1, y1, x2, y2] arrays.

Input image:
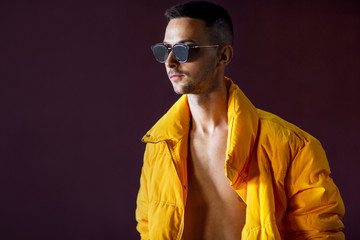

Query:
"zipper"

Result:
[[143, 138, 185, 240], [163, 140, 185, 240]]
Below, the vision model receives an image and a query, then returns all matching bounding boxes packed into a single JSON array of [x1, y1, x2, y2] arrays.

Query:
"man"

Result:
[[136, 1, 345, 239]]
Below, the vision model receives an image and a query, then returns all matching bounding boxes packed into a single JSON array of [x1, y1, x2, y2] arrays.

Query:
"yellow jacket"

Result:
[[136, 78, 345, 239]]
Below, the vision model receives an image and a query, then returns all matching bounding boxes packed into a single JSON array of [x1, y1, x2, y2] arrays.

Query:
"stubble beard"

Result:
[[171, 60, 217, 95]]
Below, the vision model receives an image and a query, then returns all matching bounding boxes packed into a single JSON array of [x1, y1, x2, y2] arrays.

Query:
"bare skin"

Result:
[[164, 18, 246, 239]]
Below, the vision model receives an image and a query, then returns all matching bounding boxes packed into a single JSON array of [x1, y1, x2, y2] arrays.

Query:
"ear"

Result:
[[218, 45, 233, 66]]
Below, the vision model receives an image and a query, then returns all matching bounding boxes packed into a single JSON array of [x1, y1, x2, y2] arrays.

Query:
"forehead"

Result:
[[163, 17, 209, 44]]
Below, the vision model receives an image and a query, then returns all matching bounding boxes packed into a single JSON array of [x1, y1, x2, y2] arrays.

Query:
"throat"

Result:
[[187, 81, 229, 135]]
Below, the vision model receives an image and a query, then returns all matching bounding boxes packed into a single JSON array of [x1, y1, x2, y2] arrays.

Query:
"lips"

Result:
[[168, 69, 185, 81], [169, 74, 184, 79]]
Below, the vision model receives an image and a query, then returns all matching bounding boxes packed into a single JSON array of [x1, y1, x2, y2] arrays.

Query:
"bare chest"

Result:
[[183, 131, 246, 240]]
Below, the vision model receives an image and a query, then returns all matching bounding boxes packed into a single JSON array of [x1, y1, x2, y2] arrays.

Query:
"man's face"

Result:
[[163, 17, 220, 95]]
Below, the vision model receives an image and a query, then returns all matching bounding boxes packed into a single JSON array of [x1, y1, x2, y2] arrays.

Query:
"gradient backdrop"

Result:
[[1, 0, 359, 239]]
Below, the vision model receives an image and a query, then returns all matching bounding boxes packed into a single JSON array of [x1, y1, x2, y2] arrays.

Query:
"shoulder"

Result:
[[256, 108, 320, 147], [255, 109, 327, 174]]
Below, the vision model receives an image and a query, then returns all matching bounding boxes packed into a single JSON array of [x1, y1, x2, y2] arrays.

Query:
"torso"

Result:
[[183, 126, 246, 240]]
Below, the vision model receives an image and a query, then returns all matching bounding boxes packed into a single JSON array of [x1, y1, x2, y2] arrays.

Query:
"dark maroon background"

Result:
[[1, 0, 359, 239]]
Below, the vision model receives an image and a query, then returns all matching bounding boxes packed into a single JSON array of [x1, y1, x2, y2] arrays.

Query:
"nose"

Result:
[[165, 50, 179, 68]]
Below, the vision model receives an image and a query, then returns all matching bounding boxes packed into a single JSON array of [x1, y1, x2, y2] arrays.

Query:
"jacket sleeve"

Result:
[[136, 144, 151, 239], [285, 139, 345, 239]]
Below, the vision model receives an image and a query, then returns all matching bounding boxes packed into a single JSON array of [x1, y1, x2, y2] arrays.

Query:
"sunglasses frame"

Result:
[[151, 43, 219, 63]]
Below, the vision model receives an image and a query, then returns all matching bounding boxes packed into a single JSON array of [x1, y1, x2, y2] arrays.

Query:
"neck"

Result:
[[187, 77, 229, 135]]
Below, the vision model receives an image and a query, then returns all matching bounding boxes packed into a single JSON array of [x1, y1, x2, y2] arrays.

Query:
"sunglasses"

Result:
[[150, 43, 219, 63]]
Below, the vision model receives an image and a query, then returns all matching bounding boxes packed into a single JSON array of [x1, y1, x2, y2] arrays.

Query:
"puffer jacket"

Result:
[[136, 77, 345, 239]]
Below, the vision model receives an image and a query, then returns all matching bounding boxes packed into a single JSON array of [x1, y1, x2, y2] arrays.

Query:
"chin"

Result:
[[172, 82, 198, 95], [172, 87, 186, 95], [171, 83, 185, 95]]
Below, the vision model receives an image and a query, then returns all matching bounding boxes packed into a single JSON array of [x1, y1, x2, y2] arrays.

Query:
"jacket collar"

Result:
[[225, 78, 259, 187], [142, 77, 259, 186], [142, 94, 190, 143]]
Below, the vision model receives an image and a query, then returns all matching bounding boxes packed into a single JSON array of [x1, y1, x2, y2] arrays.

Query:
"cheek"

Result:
[[187, 49, 201, 62], [198, 57, 217, 75]]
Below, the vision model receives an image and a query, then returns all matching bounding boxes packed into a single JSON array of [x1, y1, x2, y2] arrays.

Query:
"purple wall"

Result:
[[1, 0, 359, 239]]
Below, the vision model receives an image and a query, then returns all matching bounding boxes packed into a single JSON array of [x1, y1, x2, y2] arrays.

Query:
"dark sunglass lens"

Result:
[[151, 44, 169, 63], [173, 44, 189, 63]]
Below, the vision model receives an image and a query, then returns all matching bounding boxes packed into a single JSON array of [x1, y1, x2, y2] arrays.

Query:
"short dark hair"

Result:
[[165, 1, 233, 45]]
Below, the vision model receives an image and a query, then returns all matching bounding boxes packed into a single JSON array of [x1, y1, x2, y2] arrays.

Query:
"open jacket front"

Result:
[[136, 78, 345, 239]]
